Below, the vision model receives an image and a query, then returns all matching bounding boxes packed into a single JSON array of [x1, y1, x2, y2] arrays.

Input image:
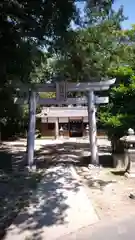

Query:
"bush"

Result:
[[99, 66, 135, 152]]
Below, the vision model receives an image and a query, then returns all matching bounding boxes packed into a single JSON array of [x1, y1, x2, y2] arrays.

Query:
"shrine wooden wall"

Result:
[[37, 120, 106, 138]]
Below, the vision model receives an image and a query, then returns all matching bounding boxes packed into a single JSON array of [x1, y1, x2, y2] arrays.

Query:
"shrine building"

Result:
[[36, 106, 103, 138], [36, 106, 89, 138]]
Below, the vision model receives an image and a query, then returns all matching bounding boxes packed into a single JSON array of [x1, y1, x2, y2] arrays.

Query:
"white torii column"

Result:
[[55, 118, 59, 139], [87, 91, 98, 165], [27, 90, 37, 168]]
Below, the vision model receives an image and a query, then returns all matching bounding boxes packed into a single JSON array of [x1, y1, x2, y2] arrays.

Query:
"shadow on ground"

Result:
[[35, 141, 113, 168], [5, 165, 81, 240], [0, 144, 42, 239], [0, 140, 112, 239], [111, 170, 126, 176]]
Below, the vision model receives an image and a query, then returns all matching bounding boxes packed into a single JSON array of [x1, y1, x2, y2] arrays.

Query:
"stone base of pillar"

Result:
[[55, 136, 59, 140], [125, 151, 135, 178], [26, 165, 37, 172], [120, 133, 135, 178], [125, 172, 135, 178], [113, 153, 127, 168]]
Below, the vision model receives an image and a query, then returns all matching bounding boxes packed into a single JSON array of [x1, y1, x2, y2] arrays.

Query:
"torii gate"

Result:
[[15, 79, 115, 168]]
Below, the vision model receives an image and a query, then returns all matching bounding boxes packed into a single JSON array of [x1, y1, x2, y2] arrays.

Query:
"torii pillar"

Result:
[[87, 91, 98, 165], [67, 79, 116, 165], [27, 90, 37, 168]]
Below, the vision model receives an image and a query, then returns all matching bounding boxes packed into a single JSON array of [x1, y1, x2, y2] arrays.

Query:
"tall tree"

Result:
[[0, 0, 119, 138], [0, 0, 80, 87], [53, 4, 126, 81], [85, 0, 124, 26], [0, 0, 80, 138], [98, 26, 135, 152], [0, 0, 118, 86]]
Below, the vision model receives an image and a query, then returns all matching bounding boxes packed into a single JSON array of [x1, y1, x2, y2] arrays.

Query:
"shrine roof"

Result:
[[36, 107, 88, 118]]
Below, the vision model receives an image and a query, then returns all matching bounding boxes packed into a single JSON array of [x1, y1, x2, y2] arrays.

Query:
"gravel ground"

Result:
[[75, 165, 135, 220], [1, 137, 134, 237]]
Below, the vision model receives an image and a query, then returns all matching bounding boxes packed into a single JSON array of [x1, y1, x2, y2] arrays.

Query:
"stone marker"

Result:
[[120, 128, 135, 178]]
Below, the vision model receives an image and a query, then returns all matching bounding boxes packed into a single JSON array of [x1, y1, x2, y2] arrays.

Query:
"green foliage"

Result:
[[53, 3, 126, 81], [85, 0, 125, 27], [108, 66, 134, 78], [0, 88, 27, 139], [39, 92, 56, 99], [99, 66, 135, 140], [0, 0, 81, 139], [30, 53, 53, 84]]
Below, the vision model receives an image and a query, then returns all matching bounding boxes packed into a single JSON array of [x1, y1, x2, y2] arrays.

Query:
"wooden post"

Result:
[[27, 90, 37, 168], [87, 91, 98, 165]]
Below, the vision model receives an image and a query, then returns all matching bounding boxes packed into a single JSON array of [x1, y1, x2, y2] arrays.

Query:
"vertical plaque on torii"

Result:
[[56, 81, 67, 101]]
